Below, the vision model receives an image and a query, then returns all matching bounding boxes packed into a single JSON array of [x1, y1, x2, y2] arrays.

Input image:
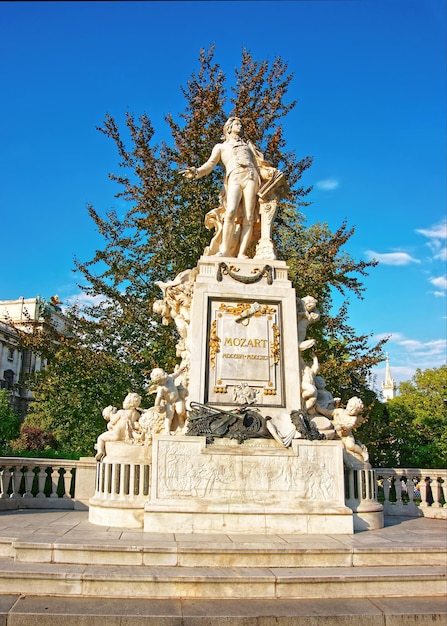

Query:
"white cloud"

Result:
[[370, 332, 446, 392], [416, 219, 447, 262], [64, 292, 108, 308], [416, 220, 447, 240], [365, 250, 420, 265], [377, 332, 447, 360], [430, 276, 447, 291], [316, 178, 339, 191]]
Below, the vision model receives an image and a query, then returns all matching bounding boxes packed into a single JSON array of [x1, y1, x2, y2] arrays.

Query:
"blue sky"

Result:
[[1, 0, 446, 393]]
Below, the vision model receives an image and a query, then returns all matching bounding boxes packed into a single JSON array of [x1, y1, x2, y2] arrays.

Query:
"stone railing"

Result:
[[375, 468, 447, 519], [0, 456, 96, 511], [1, 456, 445, 520]]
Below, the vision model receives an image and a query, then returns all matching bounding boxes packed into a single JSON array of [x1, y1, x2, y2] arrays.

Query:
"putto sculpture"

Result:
[[148, 367, 187, 435], [94, 392, 142, 460]]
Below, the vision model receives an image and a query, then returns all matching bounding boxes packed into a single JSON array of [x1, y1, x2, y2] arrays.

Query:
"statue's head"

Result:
[[345, 396, 364, 415], [222, 116, 242, 140], [123, 392, 142, 410], [102, 405, 117, 420], [314, 376, 326, 389], [301, 295, 318, 312], [150, 368, 168, 384]]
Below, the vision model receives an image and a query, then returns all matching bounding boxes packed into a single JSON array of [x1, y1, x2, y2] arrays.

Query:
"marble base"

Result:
[[144, 435, 354, 534], [188, 257, 303, 418]]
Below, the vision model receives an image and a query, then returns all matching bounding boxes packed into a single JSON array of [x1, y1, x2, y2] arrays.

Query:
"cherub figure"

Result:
[[316, 396, 370, 467], [297, 295, 320, 352], [308, 375, 340, 439], [232, 382, 259, 405], [300, 353, 320, 412], [314, 375, 340, 412], [94, 392, 142, 461], [149, 368, 187, 434]]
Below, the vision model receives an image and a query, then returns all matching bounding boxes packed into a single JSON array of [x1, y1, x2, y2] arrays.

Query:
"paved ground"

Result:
[[0, 509, 446, 550], [0, 511, 445, 625]]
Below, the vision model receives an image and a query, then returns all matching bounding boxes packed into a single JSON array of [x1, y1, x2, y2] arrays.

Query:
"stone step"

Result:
[[0, 558, 445, 599], [1, 594, 446, 625], [3, 536, 446, 569]]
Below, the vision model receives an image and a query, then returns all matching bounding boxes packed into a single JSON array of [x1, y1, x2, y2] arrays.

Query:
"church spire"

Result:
[[381, 353, 397, 401]]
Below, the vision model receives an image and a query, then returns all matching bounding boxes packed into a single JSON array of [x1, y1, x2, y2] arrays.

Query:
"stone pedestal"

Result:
[[143, 435, 354, 534], [89, 442, 151, 528], [188, 257, 302, 417], [88, 255, 383, 535]]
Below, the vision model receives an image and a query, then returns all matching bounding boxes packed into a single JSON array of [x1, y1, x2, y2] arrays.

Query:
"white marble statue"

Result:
[[297, 295, 320, 352], [316, 396, 370, 467], [148, 367, 187, 435], [314, 376, 340, 412], [301, 353, 320, 412], [181, 116, 283, 259], [94, 393, 142, 461], [308, 375, 340, 439], [153, 267, 198, 390]]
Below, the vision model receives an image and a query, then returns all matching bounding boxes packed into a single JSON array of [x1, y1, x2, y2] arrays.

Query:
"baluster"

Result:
[[382, 475, 391, 505], [419, 479, 428, 508], [62, 468, 72, 499], [364, 470, 371, 500], [49, 467, 60, 498], [431, 478, 442, 508], [130, 464, 136, 497], [117, 463, 125, 498], [10, 467, 22, 499], [395, 476, 403, 504], [36, 467, 47, 498], [23, 467, 35, 498], [360, 470, 367, 500], [370, 470, 378, 500], [110, 463, 118, 497], [95, 463, 103, 499], [441, 480, 447, 508], [405, 476, 416, 510], [104, 463, 111, 495], [0, 467, 12, 499], [95, 463, 100, 497]]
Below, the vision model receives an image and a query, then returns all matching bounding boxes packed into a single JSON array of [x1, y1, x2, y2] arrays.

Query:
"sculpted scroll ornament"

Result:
[[216, 262, 274, 285], [209, 320, 220, 370], [219, 302, 276, 321]]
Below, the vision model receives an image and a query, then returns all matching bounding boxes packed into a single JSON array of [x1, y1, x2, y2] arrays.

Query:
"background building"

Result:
[[381, 354, 397, 402], [0, 296, 66, 417]]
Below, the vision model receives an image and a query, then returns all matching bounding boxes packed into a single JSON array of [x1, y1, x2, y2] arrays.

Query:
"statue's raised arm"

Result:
[[181, 117, 288, 260]]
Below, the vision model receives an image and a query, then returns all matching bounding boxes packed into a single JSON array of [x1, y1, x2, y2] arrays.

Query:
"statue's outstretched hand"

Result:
[[179, 167, 197, 180]]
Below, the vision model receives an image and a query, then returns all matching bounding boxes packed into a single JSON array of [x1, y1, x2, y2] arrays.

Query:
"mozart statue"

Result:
[[181, 116, 286, 259]]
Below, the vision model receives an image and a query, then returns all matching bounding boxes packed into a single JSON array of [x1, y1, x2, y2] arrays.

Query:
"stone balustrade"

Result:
[[0, 456, 96, 511], [0, 456, 445, 520], [94, 460, 151, 502], [376, 468, 447, 519]]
